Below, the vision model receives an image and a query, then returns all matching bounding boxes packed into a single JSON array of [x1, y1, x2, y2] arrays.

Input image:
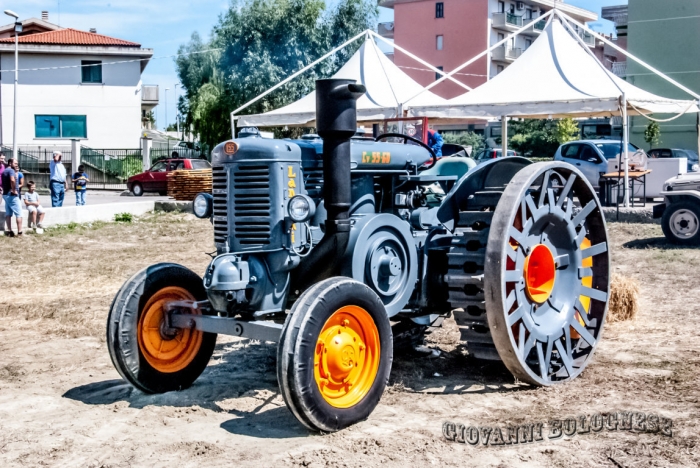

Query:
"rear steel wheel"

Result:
[[107, 263, 217, 393], [277, 277, 392, 432], [484, 163, 610, 386]]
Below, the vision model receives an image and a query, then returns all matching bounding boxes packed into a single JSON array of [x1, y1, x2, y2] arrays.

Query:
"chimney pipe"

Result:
[[89, 28, 97, 33], [41, 11, 49, 21], [292, 78, 366, 292]]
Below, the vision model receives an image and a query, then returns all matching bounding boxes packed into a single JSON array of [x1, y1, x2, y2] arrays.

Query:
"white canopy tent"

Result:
[[408, 19, 698, 119], [234, 36, 449, 127], [408, 10, 700, 206]]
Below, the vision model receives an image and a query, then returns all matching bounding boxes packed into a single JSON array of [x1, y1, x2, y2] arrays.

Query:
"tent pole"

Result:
[[370, 31, 472, 92], [622, 93, 629, 208], [558, 11, 700, 100], [403, 8, 556, 103], [502, 116, 508, 158]]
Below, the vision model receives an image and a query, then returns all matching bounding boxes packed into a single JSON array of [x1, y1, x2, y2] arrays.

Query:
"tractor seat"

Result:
[[423, 156, 476, 191]]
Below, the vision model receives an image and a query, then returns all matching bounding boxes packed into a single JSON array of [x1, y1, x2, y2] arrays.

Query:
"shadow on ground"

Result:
[[622, 237, 695, 249]]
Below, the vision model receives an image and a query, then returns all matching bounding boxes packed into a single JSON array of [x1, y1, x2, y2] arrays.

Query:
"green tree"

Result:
[[554, 118, 579, 144], [442, 131, 485, 154], [508, 119, 560, 158], [176, 0, 377, 149], [644, 121, 661, 149]]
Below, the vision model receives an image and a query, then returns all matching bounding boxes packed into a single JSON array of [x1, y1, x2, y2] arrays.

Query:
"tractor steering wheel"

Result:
[[375, 133, 438, 170]]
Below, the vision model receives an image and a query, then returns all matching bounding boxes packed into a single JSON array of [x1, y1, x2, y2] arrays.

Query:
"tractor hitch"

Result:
[[163, 300, 283, 343]]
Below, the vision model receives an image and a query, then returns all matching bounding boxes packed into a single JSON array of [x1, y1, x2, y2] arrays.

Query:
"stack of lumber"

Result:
[[167, 169, 212, 201]]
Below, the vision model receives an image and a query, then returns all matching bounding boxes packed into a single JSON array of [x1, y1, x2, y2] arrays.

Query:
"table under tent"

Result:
[[408, 9, 699, 207]]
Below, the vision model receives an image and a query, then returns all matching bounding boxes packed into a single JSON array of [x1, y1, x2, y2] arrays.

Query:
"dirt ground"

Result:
[[1, 212, 698, 467]]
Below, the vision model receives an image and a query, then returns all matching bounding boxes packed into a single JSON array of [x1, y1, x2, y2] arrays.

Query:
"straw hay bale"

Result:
[[607, 273, 640, 323]]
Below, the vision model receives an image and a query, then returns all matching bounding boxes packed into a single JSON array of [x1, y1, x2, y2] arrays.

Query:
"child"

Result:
[[72, 165, 89, 206], [22, 181, 45, 229]]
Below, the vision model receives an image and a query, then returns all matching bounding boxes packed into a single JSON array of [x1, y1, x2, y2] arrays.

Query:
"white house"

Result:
[[0, 15, 156, 150]]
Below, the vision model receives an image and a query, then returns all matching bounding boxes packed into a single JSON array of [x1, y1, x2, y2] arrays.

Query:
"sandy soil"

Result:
[[0, 213, 698, 467]]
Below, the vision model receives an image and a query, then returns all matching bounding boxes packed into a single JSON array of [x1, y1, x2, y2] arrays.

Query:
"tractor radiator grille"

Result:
[[212, 166, 228, 245], [232, 165, 271, 246], [302, 165, 324, 201]]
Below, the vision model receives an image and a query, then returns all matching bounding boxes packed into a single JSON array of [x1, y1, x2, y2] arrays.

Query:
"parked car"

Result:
[[473, 148, 518, 164], [127, 158, 211, 196], [170, 141, 202, 158], [653, 171, 700, 245], [648, 148, 700, 173], [553, 139, 640, 188]]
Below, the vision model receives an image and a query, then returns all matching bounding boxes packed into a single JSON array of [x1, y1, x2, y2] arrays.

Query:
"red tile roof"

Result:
[[0, 28, 141, 47]]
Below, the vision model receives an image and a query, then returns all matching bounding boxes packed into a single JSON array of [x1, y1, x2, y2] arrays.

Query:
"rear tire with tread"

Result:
[[661, 201, 700, 246]]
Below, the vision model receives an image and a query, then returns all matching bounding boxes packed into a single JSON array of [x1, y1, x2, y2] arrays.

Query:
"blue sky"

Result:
[[7, 0, 627, 130]]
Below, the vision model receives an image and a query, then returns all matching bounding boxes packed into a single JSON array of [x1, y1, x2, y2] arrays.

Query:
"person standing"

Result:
[[0, 154, 6, 197], [49, 151, 67, 207], [427, 128, 444, 158], [2, 158, 23, 237], [72, 165, 89, 206]]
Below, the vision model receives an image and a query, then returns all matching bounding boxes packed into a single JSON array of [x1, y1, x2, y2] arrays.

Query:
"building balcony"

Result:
[[141, 85, 159, 107], [611, 61, 627, 78], [378, 21, 394, 39], [492, 45, 522, 63], [492, 12, 524, 32], [523, 17, 547, 35], [578, 30, 596, 47]]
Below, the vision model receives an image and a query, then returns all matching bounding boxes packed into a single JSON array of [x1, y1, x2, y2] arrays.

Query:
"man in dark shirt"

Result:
[[2, 158, 23, 236]]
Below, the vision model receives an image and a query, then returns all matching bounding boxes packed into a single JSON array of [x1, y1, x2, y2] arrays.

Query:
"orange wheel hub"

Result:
[[137, 286, 203, 373], [523, 244, 556, 304], [314, 306, 380, 409]]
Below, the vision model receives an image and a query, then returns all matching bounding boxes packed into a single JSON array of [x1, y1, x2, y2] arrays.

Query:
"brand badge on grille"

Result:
[[224, 141, 239, 155]]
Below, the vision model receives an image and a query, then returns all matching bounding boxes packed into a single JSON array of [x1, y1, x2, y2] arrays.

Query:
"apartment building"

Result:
[[378, 0, 598, 100]]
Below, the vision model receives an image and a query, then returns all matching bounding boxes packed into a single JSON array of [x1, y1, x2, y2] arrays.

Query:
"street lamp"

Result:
[[164, 87, 170, 132], [4, 10, 21, 161], [174, 83, 180, 139]]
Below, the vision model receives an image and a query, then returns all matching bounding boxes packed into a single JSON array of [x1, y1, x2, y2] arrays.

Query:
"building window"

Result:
[[525, 38, 532, 49], [496, 65, 504, 74], [497, 32, 505, 42], [526, 8, 534, 19], [509, 3, 515, 14], [436, 35, 444, 50], [435, 66, 444, 81], [81, 60, 102, 83], [498, 1, 505, 13], [35, 115, 87, 138], [436, 2, 444, 18]]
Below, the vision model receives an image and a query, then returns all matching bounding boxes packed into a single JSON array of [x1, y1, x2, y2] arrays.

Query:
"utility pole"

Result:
[[174, 84, 181, 139], [4, 10, 21, 160], [164, 88, 170, 132]]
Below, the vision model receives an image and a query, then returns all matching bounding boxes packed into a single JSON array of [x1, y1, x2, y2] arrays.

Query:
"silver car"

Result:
[[553, 139, 639, 188]]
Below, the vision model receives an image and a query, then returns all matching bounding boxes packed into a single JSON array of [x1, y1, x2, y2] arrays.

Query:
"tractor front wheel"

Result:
[[661, 201, 700, 245], [106, 263, 217, 393], [277, 277, 393, 432]]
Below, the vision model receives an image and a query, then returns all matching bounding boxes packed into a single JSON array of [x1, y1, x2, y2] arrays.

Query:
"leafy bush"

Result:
[[442, 131, 486, 154], [114, 213, 133, 223]]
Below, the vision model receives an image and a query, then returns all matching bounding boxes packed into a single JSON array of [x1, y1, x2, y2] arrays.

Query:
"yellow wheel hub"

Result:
[[314, 306, 380, 409], [137, 286, 203, 373]]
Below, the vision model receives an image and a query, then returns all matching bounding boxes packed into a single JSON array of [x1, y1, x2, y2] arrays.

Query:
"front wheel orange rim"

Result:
[[137, 286, 203, 373], [314, 306, 380, 409]]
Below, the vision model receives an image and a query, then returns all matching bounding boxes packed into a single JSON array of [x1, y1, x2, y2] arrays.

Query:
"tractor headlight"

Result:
[[288, 194, 315, 223], [193, 192, 213, 219], [692, 163, 699, 172]]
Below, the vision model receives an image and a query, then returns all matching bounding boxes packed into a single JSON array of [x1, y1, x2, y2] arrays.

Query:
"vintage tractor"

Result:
[[106, 79, 610, 432]]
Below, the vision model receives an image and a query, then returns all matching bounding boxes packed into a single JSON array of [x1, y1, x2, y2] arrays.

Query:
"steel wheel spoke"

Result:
[[536, 341, 547, 379], [517, 323, 526, 357], [581, 242, 608, 259], [538, 170, 552, 208], [556, 173, 577, 208], [578, 267, 593, 278], [505, 290, 517, 311], [580, 286, 608, 302], [522, 333, 536, 360], [525, 195, 538, 221], [564, 325, 572, 357], [554, 339, 574, 376], [571, 319, 596, 346], [575, 298, 591, 325], [504, 270, 523, 282], [572, 200, 596, 227], [507, 303, 526, 326], [506, 246, 517, 262], [547, 188, 556, 209]]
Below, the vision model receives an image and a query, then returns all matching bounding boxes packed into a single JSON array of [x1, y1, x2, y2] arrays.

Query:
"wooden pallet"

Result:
[[167, 169, 212, 201]]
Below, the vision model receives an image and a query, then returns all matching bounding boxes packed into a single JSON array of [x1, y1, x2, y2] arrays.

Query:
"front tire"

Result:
[[661, 202, 700, 245], [277, 277, 393, 432], [131, 183, 144, 197], [106, 263, 217, 393]]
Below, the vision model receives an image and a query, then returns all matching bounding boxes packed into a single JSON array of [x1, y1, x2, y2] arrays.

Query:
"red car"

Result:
[[127, 158, 211, 196]]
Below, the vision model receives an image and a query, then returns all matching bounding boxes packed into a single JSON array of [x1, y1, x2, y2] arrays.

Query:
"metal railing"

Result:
[[1, 146, 73, 188], [493, 45, 522, 62], [142, 85, 159, 103], [611, 61, 627, 78], [579, 30, 596, 46], [506, 13, 523, 27], [533, 19, 546, 31], [80, 147, 143, 190], [492, 12, 523, 28]]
